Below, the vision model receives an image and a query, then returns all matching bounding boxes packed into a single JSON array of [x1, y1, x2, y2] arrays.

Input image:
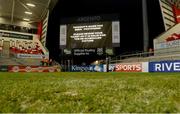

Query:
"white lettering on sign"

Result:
[[154, 62, 180, 71], [115, 63, 142, 72], [70, 24, 106, 43]]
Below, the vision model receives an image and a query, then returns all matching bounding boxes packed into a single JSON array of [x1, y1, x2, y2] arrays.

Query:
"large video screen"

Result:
[[67, 22, 111, 48], [60, 21, 120, 49]]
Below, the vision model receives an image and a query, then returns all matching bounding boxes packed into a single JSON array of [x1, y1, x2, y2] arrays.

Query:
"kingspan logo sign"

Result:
[[71, 65, 104, 72], [71, 65, 93, 72]]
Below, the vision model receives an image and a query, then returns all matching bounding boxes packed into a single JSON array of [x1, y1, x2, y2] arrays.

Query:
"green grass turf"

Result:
[[0, 72, 179, 113]]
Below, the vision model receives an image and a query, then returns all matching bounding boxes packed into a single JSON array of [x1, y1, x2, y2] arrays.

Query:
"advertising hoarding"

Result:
[[149, 60, 180, 72]]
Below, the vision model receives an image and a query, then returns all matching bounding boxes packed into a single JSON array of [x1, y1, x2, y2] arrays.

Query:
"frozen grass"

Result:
[[0, 72, 179, 113]]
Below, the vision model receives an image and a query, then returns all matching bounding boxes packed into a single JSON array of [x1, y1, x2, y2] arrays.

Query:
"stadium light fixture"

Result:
[[25, 11, 32, 15], [95, 60, 99, 64], [23, 18, 30, 21], [26, 3, 36, 7]]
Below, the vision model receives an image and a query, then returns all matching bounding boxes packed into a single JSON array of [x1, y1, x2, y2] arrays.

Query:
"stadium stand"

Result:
[[0, 0, 61, 73], [0, 57, 20, 65], [0, 36, 47, 66]]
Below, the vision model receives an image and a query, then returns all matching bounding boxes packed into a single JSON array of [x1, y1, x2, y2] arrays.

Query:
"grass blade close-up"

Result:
[[0, 72, 179, 113]]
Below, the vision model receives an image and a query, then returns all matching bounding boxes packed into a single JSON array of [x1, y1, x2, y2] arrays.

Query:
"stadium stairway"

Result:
[[12, 58, 41, 66], [0, 57, 20, 65], [0, 57, 42, 66], [2, 41, 10, 58]]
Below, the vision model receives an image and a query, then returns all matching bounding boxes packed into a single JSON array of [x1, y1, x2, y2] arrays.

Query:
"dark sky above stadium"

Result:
[[47, 0, 165, 61]]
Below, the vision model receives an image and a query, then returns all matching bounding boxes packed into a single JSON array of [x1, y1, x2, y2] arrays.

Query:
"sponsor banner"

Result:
[[71, 65, 104, 72], [154, 39, 180, 49], [17, 54, 43, 59], [105, 48, 114, 55], [0, 31, 33, 40], [63, 49, 72, 55], [60, 25, 67, 47], [115, 63, 142, 72], [112, 21, 120, 47], [0, 65, 8, 72], [60, 14, 119, 24], [73, 48, 104, 56], [8, 66, 60, 72], [149, 60, 180, 72], [103, 64, 115, 72]]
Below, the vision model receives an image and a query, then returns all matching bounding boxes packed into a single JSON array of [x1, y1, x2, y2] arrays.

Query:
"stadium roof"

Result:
[[0, 0, 58, 23]]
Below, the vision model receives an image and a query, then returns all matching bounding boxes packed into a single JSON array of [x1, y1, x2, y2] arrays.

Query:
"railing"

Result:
[[110, 49, 180, 64], [52, 60, 61, 66], [34, 38, 49, 59]]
